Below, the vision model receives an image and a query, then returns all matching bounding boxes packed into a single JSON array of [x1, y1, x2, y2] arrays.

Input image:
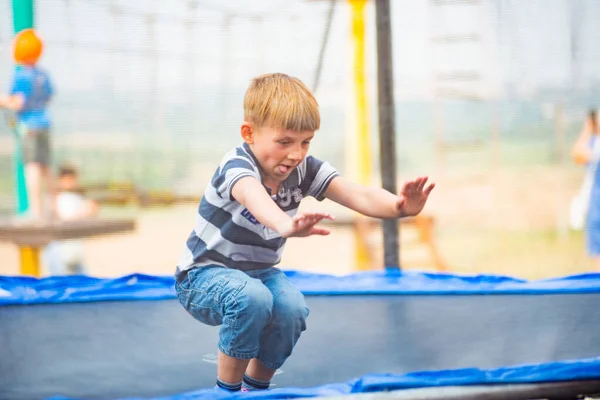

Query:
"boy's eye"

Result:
[[278, 140, 291, 145]]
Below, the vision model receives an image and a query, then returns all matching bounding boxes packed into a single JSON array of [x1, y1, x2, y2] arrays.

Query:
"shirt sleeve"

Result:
[[211, 157, 261, 200], [45, 70, 55, 98], [302, 156, 339, 201], [9, 70, 32, 100]]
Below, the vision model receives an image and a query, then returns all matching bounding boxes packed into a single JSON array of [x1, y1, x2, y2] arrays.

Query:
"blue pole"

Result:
[[10, 0, 34, 215]]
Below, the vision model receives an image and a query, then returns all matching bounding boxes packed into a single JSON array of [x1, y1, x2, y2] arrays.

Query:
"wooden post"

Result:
[[375, 0, 400, 269], [349, 0, 373, 271], [20, 246, 40, 277]]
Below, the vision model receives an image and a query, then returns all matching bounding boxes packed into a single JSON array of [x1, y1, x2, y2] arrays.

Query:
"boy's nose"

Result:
[[288, 150, 302, 160]]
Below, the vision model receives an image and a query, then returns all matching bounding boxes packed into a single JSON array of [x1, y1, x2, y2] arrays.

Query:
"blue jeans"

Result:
[[42, 241, 87, 276], [175, 266, 309, 370]]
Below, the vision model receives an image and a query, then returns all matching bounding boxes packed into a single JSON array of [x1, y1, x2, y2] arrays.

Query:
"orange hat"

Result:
[[13, 28, 43, 65]]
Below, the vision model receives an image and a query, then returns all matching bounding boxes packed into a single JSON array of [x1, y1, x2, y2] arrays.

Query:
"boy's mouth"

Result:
[[277, 164, 293, 174]]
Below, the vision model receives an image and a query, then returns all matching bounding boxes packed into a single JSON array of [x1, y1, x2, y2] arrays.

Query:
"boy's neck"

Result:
[[241, 142, 281, 196], [262, 178, 280, 197]]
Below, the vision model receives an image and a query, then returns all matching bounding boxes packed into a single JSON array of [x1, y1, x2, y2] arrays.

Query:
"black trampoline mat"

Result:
[[1, 293, 600, 399]]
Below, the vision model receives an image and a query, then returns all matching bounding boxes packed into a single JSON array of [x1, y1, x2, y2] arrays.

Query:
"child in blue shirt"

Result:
[[175, 73, 435, 393], [572, 109, 600, 269], [0, 29, 54, 219]]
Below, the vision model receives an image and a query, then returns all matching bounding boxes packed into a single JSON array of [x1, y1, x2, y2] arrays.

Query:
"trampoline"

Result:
[[2, 270, 600, 400]]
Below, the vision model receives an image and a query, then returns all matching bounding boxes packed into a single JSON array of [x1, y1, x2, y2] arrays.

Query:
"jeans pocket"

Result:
[[178, 284, 223, 326], [175, 271, 222, 326]]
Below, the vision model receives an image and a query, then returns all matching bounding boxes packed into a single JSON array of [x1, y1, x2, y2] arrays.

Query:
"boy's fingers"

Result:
[[292, 215, 306, 227], [301, 212, 334, 221], [317, 213, 334, 221], [291, 213, 335, 234], [311, 215, 325, 222], [310, 212, 333, 218], [310, 227, 331, 236], [293, 214, 304, 222], [424, 183, 435, 195]]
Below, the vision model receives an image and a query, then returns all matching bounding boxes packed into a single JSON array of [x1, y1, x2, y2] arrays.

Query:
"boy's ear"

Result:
[[241, 122, 254, 144]]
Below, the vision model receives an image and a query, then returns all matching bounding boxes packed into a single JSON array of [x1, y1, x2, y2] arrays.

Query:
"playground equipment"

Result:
[[2, 110, 28, 215], [2, 271, 600, 399], [0, 218, 135, 276], [324, 214, 447, 271], [7, 0, 38, 216]]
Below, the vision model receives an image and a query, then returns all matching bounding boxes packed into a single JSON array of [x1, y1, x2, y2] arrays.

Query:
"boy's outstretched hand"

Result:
[[279, 212, 334, 238], [396, 176, 435, 217]]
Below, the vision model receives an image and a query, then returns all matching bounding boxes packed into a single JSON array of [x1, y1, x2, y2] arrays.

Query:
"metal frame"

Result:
[[321, 380, 600, 400]]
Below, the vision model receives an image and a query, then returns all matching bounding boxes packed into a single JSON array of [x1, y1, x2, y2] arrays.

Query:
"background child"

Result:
[[43, 164, 99, 275], [0, 28, 55, 219], [572, 109, 600, 269], [175, 73, 434, 393]]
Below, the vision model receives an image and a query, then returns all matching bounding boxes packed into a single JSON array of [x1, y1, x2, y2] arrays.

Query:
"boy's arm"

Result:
[[324, 176, 435, 219], [3, 73, 28, 111], [0, 94, 25, 111], [572, 119, 593, 164], [231, 176, 333, 238]]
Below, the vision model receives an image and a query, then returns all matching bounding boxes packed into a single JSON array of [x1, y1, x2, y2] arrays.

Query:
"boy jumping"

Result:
[[175, 73, 435, 393]]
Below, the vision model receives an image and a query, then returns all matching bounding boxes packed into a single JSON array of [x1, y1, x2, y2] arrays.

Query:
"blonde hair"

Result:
[[244, 73, 320, 131]]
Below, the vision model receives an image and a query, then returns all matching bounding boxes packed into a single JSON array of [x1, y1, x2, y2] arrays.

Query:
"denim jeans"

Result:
[[42, 241, 86, 276], [175, 266, 309, 370]]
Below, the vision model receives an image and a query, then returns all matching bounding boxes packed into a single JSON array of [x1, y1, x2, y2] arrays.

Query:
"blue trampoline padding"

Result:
[[45, 356, 600, 400], [3, 270, 600, 305]]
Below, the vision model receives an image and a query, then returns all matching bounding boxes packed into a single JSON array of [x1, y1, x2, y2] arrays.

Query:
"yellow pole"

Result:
[[350, 0, 373, 271], [20, 246, 41, 277]]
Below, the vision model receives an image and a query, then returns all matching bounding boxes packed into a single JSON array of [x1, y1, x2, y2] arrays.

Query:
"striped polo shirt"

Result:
[[176, 142, 338, 275]]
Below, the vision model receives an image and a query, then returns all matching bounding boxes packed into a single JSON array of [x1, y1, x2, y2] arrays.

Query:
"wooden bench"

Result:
[[78, 182, 198, 207], [0, 218, 136, 277], [322, 214, 447, 272]]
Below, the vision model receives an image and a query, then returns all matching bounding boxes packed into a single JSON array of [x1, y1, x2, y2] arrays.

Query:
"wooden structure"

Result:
[[323, 214, 447, 271], [0, 218, 136, 277], [76, 183, 198, 207]]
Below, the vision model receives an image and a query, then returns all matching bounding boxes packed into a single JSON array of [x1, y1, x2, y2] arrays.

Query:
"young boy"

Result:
[[175, 73, 434, 393], [0, 28, 55, 219]]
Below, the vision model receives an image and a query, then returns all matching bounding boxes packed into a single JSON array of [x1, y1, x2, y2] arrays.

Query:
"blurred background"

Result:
[[1, 0, 599, 279]]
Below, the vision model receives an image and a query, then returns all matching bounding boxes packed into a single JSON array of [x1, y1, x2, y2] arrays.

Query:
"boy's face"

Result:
[[242, 123, 315, 188], [59, 174, 78, 190]]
